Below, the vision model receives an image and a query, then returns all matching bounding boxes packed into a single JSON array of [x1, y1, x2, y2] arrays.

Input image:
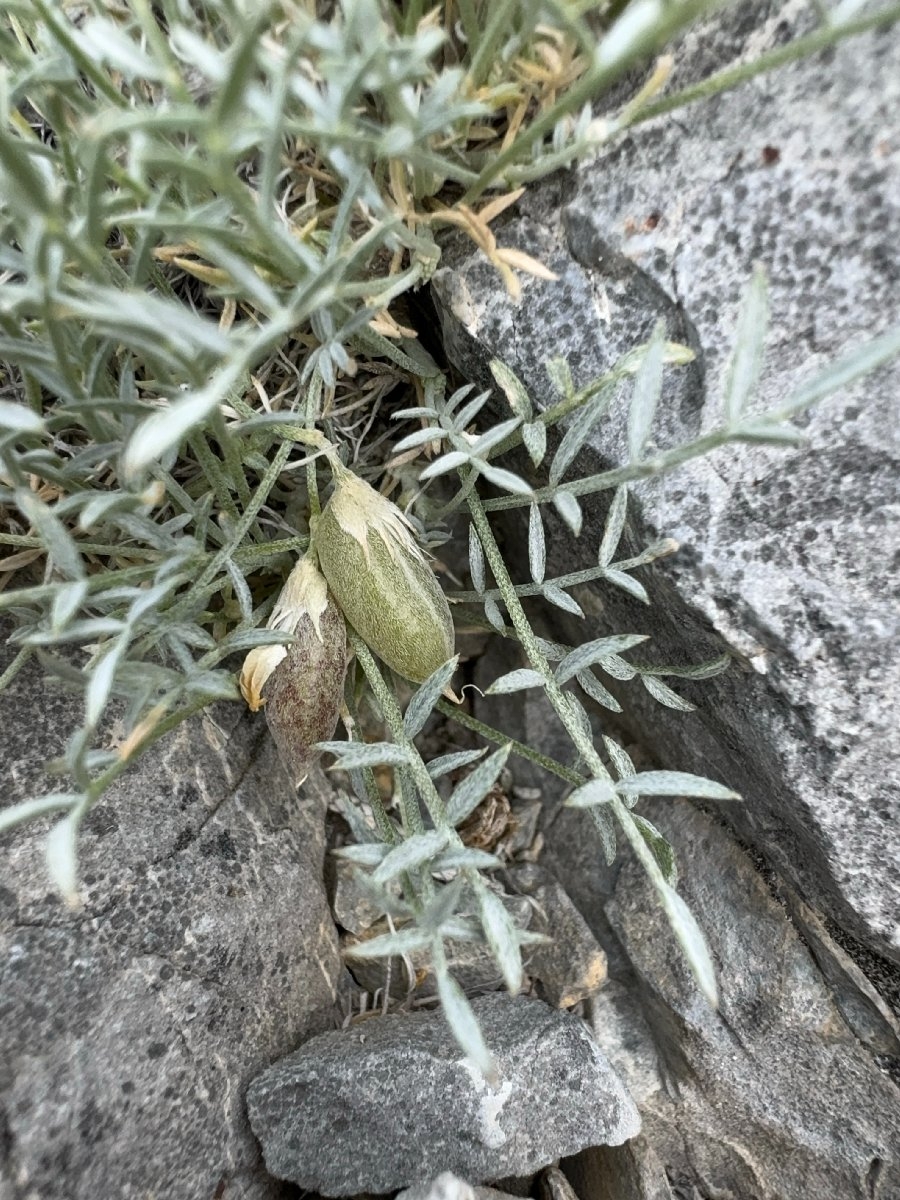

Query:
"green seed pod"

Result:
[[240, 554, 347, 786], [313, 466, 455, 683]]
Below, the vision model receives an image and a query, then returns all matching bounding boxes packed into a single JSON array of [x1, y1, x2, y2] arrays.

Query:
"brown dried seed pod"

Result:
[[240, 556, 347, 787], [313, 465, 455, 683]]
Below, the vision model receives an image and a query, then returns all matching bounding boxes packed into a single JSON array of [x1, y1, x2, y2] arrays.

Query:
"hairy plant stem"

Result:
[[434, 699, 584, 787]]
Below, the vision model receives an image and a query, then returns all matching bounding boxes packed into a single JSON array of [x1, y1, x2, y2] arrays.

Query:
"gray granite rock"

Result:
[[432, 2, 900, 963], [602, 799, 900, 1200], [0, 643, 341, 1200], [246, 993, 640, 1196]]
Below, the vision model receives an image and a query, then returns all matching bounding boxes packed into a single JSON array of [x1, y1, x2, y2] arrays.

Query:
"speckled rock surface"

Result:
[[0, 642, 341, 1200], [432, 1, 900, 962], [247, 993, 640, 1196], [597, 799, 900, 1200]]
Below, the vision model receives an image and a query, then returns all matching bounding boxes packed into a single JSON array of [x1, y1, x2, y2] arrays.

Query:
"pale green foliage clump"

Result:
[[1, 0, 899, 1071]]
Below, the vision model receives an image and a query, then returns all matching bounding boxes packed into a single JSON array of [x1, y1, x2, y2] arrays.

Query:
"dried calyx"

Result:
[[312, 462, 455, 684], [240, 553, 347, 786]]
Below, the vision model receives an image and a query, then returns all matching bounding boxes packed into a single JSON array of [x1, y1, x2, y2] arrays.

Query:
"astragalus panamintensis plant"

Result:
[[1, 0, 899, 1072]]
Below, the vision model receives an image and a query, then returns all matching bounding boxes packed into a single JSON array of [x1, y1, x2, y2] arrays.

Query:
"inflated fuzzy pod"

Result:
[[313, 466, 454, 683], [240, 555, 347, 786]]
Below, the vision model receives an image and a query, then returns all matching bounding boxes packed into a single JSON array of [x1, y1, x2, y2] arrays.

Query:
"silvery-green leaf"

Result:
[[477, 462, 533, 496], [392, 406, 441, 420], [632, 814, 677, 885], [545, 356, 573, 398], [616, 771, 740, 801], [454, 391, 491, 429], [470, 416, 521, 457], [469, 523, 486, 595], [550, 381, 616, 485], [603, 568, 650, 604], [0, 400, 45, 434], [446, 743, 511, 826], [627, 320, 665, 462], [427, 747, 487, 779], [420, 450, 470, 479], [123, 360, 243, 475], [477, 886, 523, 993], [332, 843, 390, 866], [661, 884, 718, 1007], [555, 634, 648, 683], [723, 263, 768, 425], [404, 656, 459, 738], [16, 489, 84, 581], [598, 487, 628, 567], [528, 502, 546, 584], [318, 741, 412, 769], [576, 669, 622, 713], [589, 805, 617, 866], [642, 654, 730, 680], [372, 829, 449, 884], [597, 653, 637, 681], [225, 559, 253, 621], [393, 426, 447, 453], [641, 674, 695, 712], [782, 323, 900, 417], [733, 418, 805, 445], [424, 876, 467, 931], [51, 581, 89, 632], [483, 596, 505, 631], [543, 584, 583, 617], [485, 668, 546, 695], [0, 792, 80, 837], [437, 965, 495, 1077], [603, 736, 636, 781], [343, 926, 433, 959], [432, 847, 502, 872], [565, 778, 617, 808], [46, 812, 80, 906], [85, 640, 127, 730], [553, 490, 582, 535], [522, 420, 547, 467], [490, 359, 532, 421]]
